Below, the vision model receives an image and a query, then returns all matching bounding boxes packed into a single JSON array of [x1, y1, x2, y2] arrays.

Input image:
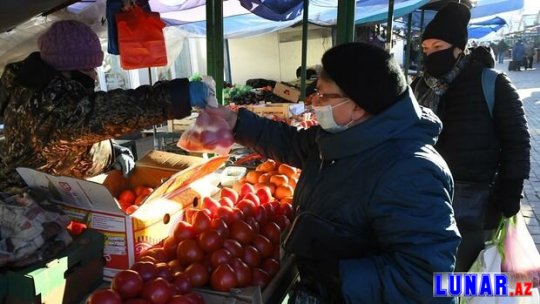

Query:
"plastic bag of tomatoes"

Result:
[[177, 109, 234, 155]]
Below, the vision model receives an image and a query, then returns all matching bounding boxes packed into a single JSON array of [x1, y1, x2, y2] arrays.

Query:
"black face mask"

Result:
[[423, 47, 458, 77]]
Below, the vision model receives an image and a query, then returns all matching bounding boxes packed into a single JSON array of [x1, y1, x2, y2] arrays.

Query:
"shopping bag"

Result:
[[116, 6, 167, 69], [177, 109, 234, 156], [461, 215, 540, 304], [501, 214, 540, 285]]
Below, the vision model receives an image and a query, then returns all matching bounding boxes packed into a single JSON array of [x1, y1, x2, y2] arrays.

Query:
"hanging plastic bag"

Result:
[[116, 5, 167, 69], [501, 213, 540, 285], [460, 214, 540, 304], [177, 109, 234, 155]]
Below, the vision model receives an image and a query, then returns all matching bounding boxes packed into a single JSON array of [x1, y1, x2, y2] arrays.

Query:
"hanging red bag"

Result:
[[116, 6, 167, 70]]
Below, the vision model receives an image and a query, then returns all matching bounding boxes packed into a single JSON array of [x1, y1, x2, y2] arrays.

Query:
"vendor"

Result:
[[0, 20, 215, 193], [207, 42, 459, 303]]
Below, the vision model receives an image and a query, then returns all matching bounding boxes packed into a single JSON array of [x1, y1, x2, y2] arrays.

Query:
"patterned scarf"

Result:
[[415, 54, 470, 114]]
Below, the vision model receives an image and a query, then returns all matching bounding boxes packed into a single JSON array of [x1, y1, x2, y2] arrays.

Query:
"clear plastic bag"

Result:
[[177, 109, 234, 155]]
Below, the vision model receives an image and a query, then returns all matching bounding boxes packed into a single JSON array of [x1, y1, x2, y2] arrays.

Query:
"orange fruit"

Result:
[[269, 174, 289, 187], [245, 171, 263, 184], [256, 160, 277, 172], [278, 164, 297, 179], [275, 184, 294, 200]]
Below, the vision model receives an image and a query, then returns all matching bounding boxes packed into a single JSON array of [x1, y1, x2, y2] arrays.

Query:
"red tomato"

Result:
[[200, 197, 221, 216], [220, 187, 239, 205], [173, 221, 195, 241], [118, 190, 136, 206], [262, 203, 276, 221], [239, 183, 256, 198], [123, 299, 150, 304], [255, 188, 272, 206], [183, 208, 198, 224], [229, 220, 255, 245], [261, 258, 280, 277], [184, 293, 205, 304], [210, 264, 237, 292], [125, 205, 139, 215], [242, 245, 261, 268], [274, 214, 292, 231], [223, 239, 244, 259], [215, 206, 234, 224], [184, 263, 209, 288], [252, 234, 273, 259], [86, 289, 122, 304], [131, 261, 157, 282], [191, 211, 212, 234], [235, 199, 256, 218], [218, 197, 234, 209], [155, 262, 174, 282], [163, 237, 179, 260], [231, 208, 244, 222], [67, 221, 87, 236], [135, 185, 154, 197], [138, 256, 157, 264], [261, 221, 282, 244], [176, 239, 204, 266], [241, 192, 260, 206], [210, 248, 233, 268], [245, 216, 260, 234], [167, 259, 184, 275], [210, 218, 229, 239], [134, 195, 148, 206], [197, 230, 224, 253], [171, 272, 192, 295], [111, 270, 143, 299], [253, 205, 268, 225], [251, 268, 271, 288], [141, 277, 173, 304], [277, 203, 295, 221], [166, 295, 192, 304], [142, 248, 168, 263], [231, 258, 252, 288]]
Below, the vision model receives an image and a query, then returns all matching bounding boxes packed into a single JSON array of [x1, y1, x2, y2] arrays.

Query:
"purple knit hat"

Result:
[[38, 20, 104, 71]]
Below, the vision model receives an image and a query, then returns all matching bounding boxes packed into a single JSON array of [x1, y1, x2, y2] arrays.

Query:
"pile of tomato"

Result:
[[116, 185, 155, 215], [87, 181, 295, 303]]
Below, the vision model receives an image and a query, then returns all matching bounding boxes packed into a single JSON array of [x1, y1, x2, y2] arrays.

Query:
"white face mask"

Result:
[[313, 100, 353, 133]]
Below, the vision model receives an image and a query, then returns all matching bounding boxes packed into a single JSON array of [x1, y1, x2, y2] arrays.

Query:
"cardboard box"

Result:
[[4, 229, 104, 304], [273, 82, 301, 103], [17, 151, 227, 280], [167, 112, 198, 133], [246, 102, 305, 121]]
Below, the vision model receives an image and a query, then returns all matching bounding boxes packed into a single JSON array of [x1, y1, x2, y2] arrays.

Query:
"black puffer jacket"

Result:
[[412, 47, 530, 225]]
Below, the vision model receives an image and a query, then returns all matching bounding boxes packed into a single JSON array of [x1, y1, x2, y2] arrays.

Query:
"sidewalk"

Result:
[[496, 60, 540, 252]]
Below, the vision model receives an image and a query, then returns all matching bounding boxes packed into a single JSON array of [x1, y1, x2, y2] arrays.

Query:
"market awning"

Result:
[[468, 16, 507, 39], [149, 0, 430, 38], [412, 0, 523, 30]]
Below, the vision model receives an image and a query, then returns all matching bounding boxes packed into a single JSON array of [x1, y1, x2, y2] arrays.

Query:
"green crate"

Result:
[[5, 229, 105, 304]]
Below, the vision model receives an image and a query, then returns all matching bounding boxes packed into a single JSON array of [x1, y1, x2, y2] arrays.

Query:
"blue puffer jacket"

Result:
[[234, 89, 460, 303]]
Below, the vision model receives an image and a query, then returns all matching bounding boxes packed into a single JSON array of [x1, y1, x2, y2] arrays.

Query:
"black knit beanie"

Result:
[[422, 2, 471, 50], [321, 42, 407, 114]]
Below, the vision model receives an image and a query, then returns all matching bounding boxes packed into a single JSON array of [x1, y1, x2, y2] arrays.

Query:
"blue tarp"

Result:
[[468, 16, 507, 39], [150, 0, 429, 38], [412, 0, 523, 30]]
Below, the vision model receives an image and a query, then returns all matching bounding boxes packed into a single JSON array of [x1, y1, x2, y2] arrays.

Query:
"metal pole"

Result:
[[404, 13, 413, 83], [299, 0, 309, 102], [206, 0, 224, 104], [336, 0, 356, 45], [385, 0, 395, 52]]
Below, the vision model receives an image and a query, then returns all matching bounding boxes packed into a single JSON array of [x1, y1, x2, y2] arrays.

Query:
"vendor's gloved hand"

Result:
[[113, 153, 135, 178], [189, 77, 219, 108]]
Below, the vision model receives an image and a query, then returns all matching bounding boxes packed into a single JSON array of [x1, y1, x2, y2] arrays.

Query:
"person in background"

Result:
[[209, 42, 460, 303], [497, 39, 509, 64], [412, 3, 530, 272], [512, 40, 526, 71], [525, 41, 535, 70], [0, 20, 215, 193]]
